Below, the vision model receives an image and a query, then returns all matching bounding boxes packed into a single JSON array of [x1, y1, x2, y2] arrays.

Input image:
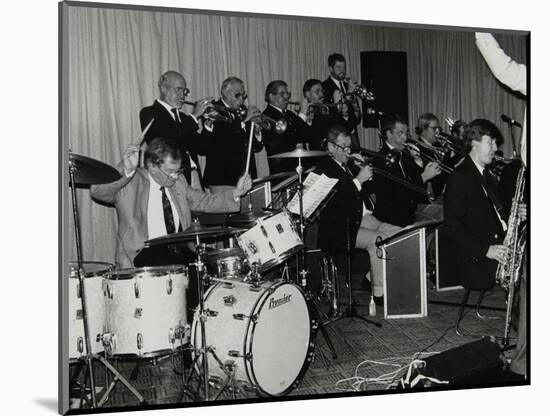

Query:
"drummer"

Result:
[[91, 137, 252, 269]]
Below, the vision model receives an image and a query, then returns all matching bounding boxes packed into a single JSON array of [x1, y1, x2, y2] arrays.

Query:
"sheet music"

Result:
[[287, 172, 339, 218]]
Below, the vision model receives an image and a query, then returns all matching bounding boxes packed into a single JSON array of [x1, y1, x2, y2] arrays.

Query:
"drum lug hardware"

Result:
[[205, 309, 218, 317], [223, 295, 237, 307], [232, 313, 257, 322], [76, 281, 81, 298], [168, 328, 175, 345], [76, 309, 83, 320], [105, 281, 114, 299], [77, 337, 84, 354], [137, 333, 143, 352], [228, 350, 252, 360], [134, 281, 140, 298], [134, 308, 143, 319], [166, 277, 173, 295]]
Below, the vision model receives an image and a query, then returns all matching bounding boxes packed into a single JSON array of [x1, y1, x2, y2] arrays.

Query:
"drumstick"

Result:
[[138, 118, 155, 168], [244, 121, 255, 175]]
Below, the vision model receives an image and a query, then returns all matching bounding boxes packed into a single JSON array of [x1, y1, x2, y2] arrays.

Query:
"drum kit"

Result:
[[66, 146, 352, 407]]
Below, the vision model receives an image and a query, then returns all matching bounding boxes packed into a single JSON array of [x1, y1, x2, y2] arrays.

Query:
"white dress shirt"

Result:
[[147, 172, 181, 239]]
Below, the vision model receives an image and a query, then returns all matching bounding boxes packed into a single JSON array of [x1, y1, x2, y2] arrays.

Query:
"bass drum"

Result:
[[192, 279, 314, 396]]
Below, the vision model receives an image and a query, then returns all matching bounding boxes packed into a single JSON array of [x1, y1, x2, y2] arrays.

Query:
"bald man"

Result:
[[140, 70, 213, 190]]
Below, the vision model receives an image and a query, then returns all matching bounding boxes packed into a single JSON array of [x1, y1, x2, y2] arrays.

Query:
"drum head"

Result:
[[248, 282, 311, 396]]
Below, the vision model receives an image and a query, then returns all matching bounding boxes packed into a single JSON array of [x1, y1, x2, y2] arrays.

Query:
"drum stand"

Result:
[[68, 162, 144, 408], [179, 239, 247, 402]]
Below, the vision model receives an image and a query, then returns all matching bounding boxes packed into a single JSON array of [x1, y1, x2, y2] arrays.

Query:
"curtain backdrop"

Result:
[[65, 5, 527, 264]]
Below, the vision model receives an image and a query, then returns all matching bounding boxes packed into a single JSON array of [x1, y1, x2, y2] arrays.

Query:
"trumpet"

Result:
[[183, 100, 246, 123], [343, 82, 375, 102], [288, 101, 345, 116], [248, 113, 288, 134]]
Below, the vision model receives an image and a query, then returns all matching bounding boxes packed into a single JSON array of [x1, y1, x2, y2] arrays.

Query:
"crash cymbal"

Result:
[[268, 149, 327, 158], [144, 224, 245, 247], [252, 171, 294, 185], [69, 152, 121, 185]]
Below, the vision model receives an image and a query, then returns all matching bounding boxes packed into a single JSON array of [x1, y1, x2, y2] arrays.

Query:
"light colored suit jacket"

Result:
[[91, 165, 239, 268]]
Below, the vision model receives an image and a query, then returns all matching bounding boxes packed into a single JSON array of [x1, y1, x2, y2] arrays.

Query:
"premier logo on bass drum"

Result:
[[268, 293, 292, 309]]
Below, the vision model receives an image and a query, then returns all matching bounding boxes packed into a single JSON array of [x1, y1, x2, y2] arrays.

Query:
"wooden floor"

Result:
[[68, 281, 523, 411]]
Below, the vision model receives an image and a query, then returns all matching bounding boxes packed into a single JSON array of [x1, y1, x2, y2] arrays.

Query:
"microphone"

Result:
[[501, 114, 522, 128]]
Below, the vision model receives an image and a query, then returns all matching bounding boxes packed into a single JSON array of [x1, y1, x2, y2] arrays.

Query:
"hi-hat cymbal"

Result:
[[69, 152, 121, 185], [268, 149, 327, 158], [144, 224, 245, 247]]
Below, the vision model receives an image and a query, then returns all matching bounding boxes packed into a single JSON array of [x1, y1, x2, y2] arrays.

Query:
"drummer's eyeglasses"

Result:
[[157, 165, 185, 179], [331, 142, 352, 153]]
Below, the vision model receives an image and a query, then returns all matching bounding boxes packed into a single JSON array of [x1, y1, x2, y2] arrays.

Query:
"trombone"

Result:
[[404, 139, 454, 174], [349, 148, 434, 201]]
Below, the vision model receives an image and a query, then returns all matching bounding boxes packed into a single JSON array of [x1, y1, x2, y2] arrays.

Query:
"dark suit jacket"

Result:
[[372, 143, 427, 227], [321, 77, 361, 147], [262, 105, 312, 174], [139, 100, 208, 189], [202, 99, 263, 186], [444, 156, 505, 289], [316, 157, 365, 255]]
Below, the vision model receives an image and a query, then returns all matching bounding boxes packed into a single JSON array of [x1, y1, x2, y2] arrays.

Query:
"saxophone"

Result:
[[495, 163, 526, 346]]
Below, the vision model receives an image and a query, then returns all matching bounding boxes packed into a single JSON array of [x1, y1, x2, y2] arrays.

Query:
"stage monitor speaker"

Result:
[[360, 51, 408, 128], [397, 337, 505, 389]]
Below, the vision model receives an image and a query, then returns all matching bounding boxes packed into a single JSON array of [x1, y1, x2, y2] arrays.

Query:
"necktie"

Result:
[[160, 186, 176, 234], [171, 108, 181, 124], [339, 81, 346, 93]]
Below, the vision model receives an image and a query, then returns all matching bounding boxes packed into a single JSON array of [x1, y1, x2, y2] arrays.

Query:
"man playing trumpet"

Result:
[[322, 53, 362, 148], [200, 76, 264, 193], [139, 70, 213, 190]]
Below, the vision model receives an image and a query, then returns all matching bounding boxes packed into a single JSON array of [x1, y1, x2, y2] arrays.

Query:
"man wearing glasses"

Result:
[[201, 77, 264, 193], [139, 70, 213, 190], [91, 137, 252, 269], [262, 80, 312, 174], [413, 113, 449, 199], [374, 114, 440, 227], [317, 124, 401, 305]]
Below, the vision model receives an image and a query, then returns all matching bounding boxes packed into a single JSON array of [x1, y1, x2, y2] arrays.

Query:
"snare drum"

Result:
[[68, 261, 113, 362], [237, 211, 304, 272], [203, 247, 248, 279], [106, 266, 189, 358], [192, 279, 314, 396]]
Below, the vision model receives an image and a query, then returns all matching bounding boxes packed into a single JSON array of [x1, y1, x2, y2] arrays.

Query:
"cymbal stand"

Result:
[[179, 237, 246, 402], [294, 157, 338, 359], [68, 161, 144, 408]]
